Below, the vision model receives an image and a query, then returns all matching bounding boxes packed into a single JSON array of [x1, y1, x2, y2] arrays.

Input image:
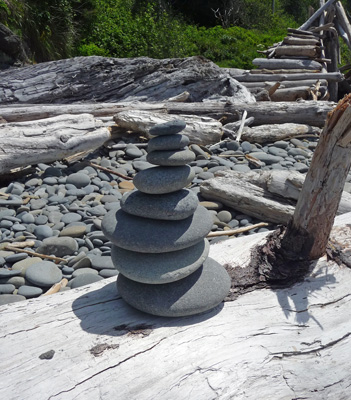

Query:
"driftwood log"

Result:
[[0, 114, 111, 174], [241, 123, 321, 143], [1, 212, 351, 399], [233, 71, 343, 83], [200, 169, 351, 224], [113, 110, 222, 145], [252, 58, 322, 70], [0, 55, 254, 104], [0, 101, 335, 127]]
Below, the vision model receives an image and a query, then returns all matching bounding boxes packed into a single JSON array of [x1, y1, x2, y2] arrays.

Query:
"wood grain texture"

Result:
[[1, 212, 351, 400]]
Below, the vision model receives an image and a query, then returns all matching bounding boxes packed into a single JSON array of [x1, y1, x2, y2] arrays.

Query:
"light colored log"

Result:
[[200, 169, 351, 224], [242, 123, 321, 143], [1, 213, 351, 399], [250, 69, 321, 74], [113, 110, 222, 145], [241, 79, 328, 89], [234, 71, 342, 82], [299, 0, 338, 30], [282, 37, 320, 46], [0, 114, 111, 175], [274, 45, 320, 58], [252, 58, 322, 70], [289, 95, 351, 259], [270, 86, 311, 101]]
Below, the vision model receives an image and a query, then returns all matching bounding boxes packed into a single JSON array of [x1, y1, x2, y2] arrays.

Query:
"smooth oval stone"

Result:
[[117, 257, 231, 317], [0, 294, 25, 305], [59, 225, 87, 237], [69, 273, 104, 289], [72, 268, 98, 277], [87, 255, 115, 270], [148, 134, 189, 152], [25, 261, 62, 287], [149, 120, 186, 136], [34, 225, 53, 240], [17, 285, 43, 298], [248, 152, 284, 165], [99, 269, 118, 278], [36, 237, 78, 257], [0, 284, 15, 294], [217, 210, 232, 223], [125, 144, 143, 159], [134, 166, 195, 194], [61, 212, 82, 224], [112, 239, 209, 284], [0, 269, 22, 278], [66, 173, 90, 188], [120, 189, 198, 220], [147, 148, 195, 166], [102, 204, 212, 253]]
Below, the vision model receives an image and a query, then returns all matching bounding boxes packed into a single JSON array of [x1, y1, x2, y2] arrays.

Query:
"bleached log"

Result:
[[113, 110, 222, 145], [250, 69, 320, 74], [274, 45, 321, 58], [252, 58, 322, 70], [1, 212, 351, 400], [234, 71, 342, 82], [242, 79, 328, 89], [200, 169, 351, 224], [270, 86, 311, 101], [0, 114, 111, 174], [242, 123, 321, 143], [0, 100, 336, 127], [335, 1, 351, 44], [282, 36, 320, 46]]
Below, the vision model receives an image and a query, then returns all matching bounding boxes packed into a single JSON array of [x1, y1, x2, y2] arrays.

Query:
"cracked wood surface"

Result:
[[1, 213, 351, 400]]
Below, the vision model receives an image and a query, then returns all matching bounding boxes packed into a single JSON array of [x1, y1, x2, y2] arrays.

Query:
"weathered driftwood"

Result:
[[252, 58, 322, 70], [1, 212, 351, 400], [0, 100, 336, 127], [242, 123, 321, 143], [299, 0, 338, 30], [113, 110, 222, 145], [282, 36, 320, 46], [0, 114, 111, 174], [242, 79, 328, 89], [250, 68, 321, 74], [270, 86, 314, 101], [335, 1, 351, 45], [285, 94, 351, 259], [274, 45, 321, 58], [234, 71, 343, 82], [0, 55, 254, 104], [200, 169, 351, 224]]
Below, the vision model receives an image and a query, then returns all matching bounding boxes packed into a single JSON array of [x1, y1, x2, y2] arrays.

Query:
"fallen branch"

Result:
[[88, 162, 133, 181], [4, 246, 67, 264], [41, 279, 68, 296], [207, 222, 269, 237]]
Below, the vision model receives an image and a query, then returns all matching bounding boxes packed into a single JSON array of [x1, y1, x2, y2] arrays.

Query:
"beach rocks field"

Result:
[[1, 127, 351, 306]]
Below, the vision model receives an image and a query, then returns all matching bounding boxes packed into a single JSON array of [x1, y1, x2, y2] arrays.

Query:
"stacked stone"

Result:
[[101, 120, 230, 317]]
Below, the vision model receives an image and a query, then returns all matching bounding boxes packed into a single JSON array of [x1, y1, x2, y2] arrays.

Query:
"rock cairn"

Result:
[[101, 120, 231, 317]]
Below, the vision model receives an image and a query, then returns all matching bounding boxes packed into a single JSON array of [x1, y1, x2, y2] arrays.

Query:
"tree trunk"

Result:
[[0, 114, 111, 174], [1, 212, 351, 399]]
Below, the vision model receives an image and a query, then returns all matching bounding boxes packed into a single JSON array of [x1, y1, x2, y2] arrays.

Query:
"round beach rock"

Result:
[[133, 165, 195, 194], [146, 148, 195, 166], [25, 261, 62, 287], [120, 189, 198, 220], [117, 257, 231, 317], [149, 120, 186, 136], [102, 204, 212, 253], [111, 239, 209, 284], [148, 134, 189, 152]]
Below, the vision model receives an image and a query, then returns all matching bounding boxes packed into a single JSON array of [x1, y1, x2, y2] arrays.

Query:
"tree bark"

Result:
[[0, 114, 111, 174]]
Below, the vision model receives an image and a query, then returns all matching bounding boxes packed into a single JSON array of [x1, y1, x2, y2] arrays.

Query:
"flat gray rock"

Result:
[[148, 134, 189, 152], [102, 204, 212, 253], [120, 189, 198, 220], [69, 273, 104, 289], [88, 255, 115, 270], [149, 120, 186, 136], [117, 257, 231, 317], [0, 294, 25, 305], [147, 148, 195, 166], [111, 239, 209, 284], [133, 165, 195, 194], [36, 237, 78, 257], [0, 284, 15, 294], [25, 261, 62, 287], [17, 285, 43, 298]]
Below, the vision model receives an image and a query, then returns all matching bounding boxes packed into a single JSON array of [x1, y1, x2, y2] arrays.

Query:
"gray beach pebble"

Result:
[[25, 261, 62, 287]]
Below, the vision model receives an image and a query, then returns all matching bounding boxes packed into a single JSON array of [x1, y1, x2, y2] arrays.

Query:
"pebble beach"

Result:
[[1, 129, 351, 306]]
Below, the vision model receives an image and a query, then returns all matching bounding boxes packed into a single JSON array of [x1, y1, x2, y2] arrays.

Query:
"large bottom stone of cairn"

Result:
[[117, 258, 231, 317]]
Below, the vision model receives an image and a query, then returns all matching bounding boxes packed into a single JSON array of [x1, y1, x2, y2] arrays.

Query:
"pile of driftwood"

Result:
[[229, 0, 351, 102]]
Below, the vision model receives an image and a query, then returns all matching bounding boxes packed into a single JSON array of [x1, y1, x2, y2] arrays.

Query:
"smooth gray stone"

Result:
[[268, 146, 288, 157], [88, 254, 115, 270], [240, 141, 253, 153], [111, 239, 209, 284], [132, 160, 154, 171], [147, 148, 195, 166], [231, 164, 251, 172], [0, 269, 21, 278], [248, 152, 284, 165], [5, 253, 28, 263], [274, 140, 289, 149], [133, 166, 195, 194], [61, 212, 82, 224], [0, 284, 15, 294], [226, 141, 240, 151], [120, 189, 198, 220], [117, 257, 231, 317], [25, 261, 62, 287], [125, 144, 143, 159], [72, 268, 98, 277], [36, 237, 78, 257], [99, 269, 118, 278], [34, 225, 53, 240], [148, 134, 189, 152], [66, 173, 90, 188], [102, 204, 212, 253], [35, 215, 48, 225], [287, 148, 310, 158], [0, 276, 25, 288], [0, 294, 25, 305], [17, 285, 43, 298], [149, 120, 186, 136], [69, 273, 104, 289], [30, 198, 48, 209], [217, 210, 232, 223]]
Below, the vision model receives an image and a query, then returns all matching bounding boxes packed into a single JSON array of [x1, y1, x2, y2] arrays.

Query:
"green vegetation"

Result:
[[1, 0, 350, 69]]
